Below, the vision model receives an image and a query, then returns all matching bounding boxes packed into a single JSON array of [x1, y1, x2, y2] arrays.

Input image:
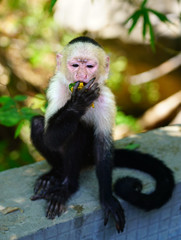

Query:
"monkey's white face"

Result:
[[67, 58, 98, 83]]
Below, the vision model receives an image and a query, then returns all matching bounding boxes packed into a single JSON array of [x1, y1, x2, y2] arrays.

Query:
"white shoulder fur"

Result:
[[82, 85, 116, 135], [45, 71, 71, 128]]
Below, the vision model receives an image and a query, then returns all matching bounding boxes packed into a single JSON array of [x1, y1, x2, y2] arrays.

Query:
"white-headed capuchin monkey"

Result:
[[31, 36, 175, 233]]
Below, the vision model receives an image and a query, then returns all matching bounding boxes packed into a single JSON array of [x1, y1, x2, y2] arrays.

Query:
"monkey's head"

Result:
[[57, 36, 110, 85]]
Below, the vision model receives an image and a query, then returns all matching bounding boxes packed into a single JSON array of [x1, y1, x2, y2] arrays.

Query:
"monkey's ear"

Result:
[[105, 56, 110, 73], [56, 53, 63, 70]]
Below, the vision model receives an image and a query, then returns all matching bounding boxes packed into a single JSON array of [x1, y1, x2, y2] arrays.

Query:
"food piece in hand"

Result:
[[69, 82, 94, 108]]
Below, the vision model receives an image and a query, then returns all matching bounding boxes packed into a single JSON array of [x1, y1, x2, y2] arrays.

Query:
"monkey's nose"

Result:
[[76, 73, 87, 81]]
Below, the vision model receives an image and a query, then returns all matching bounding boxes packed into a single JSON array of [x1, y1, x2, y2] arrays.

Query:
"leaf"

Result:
[[0, 96, 15, 106], [142, 11, 148, 39], [34, 94, 46, 100], [146, 14, 155, 51], [141, 0, 148, 8], [125, 143, 140, 150], [147, 8, 171, 23], [14, 95, 27, 101], [30, 94, 46, 110], [124, 10, 141, 25], [128, 11, 142, 34], [14, 121, 24, 138], [0, 108, 21, 127], [49, 0, 57, 12], [142, 10, 155, 50], [20, 107, 37, 120]]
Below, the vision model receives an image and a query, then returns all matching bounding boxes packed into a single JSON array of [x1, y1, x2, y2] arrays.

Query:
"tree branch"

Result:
[[129, 53, 181, 85]]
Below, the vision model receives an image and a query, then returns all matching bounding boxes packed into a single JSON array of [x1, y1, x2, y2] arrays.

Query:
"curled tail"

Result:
[[113, 149, 175, 211]]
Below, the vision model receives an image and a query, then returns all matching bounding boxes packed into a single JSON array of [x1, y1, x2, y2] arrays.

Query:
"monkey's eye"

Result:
[[72, 64, 79, 68], [87, 65, 94, 68]]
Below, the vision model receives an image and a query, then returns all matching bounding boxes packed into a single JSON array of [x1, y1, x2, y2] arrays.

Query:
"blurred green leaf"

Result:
[[146, 12, 155, 51], [0, 108, 21, 126], [147, 8, 171, 23], [7, 0, 23, 9], [0, 96, 15, 106], [20, 107, 37, 120], [14, 95, 27, 101], [116, 108, 141, 132], [0, 95, 36, 128], [142, 11, 147, 39], [14, 121, 24, 138], [125, 143, 140, 150], [141, 0, 148, 8], [125, 10, 141, 34], [49, 0, 57, 12], [129, 11, 142, 34], [125, 0, 171, 51]]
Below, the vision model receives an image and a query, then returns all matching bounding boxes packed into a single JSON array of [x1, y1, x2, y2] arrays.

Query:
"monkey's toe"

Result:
[[103, 196, 125, 233], [46, 194, 66, 219]]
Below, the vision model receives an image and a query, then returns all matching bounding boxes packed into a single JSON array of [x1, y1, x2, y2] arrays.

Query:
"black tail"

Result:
[[113, 149, 175, 211]]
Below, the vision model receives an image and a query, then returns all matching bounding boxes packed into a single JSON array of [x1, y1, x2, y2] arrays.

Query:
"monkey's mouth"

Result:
[[77, 77, 96, 85], [77, 81, 86, 85], [69, 78, 95, 91]]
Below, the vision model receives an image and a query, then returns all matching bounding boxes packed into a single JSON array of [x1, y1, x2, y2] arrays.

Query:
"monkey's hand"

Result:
[[31, 170, 62, 201], [102, 196, 125, 233], [69, 78, 100, 114]]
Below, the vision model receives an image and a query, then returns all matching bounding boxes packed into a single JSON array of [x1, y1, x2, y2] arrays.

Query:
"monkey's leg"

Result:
[[45, 123, 91, 219], [31, 116, 63, 200], [94, 133, 125, 233]]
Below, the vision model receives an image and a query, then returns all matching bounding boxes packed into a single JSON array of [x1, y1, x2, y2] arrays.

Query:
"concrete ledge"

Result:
[[0, 125, 181, 240]]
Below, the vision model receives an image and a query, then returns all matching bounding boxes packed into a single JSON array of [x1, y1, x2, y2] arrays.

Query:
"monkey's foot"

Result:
[[102, 196, 125, 233], [45, 181, 78, 219], [46, 190, 67, 219], [31, 170, 62, 200]]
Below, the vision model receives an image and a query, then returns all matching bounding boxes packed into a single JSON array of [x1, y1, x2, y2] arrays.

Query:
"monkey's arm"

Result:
[[94, 133, 125, 233], [44, 80, 99, 149]]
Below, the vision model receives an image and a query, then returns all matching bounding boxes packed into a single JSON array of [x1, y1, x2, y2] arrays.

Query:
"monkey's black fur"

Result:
[[113, 149, 175, 211], [31, 102, 175, 229], [68, 36, 102, 48]]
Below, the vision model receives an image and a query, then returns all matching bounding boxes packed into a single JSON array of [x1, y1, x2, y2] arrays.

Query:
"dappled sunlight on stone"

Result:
[[0, 205, 5, 211], [13, 197, 26, 204]]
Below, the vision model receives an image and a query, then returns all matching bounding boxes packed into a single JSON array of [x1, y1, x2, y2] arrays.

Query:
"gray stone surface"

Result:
[[0, 125, 181, 240]]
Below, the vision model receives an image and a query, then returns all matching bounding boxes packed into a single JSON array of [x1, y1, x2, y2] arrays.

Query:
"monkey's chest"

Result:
[[81, 101, 114, 134]]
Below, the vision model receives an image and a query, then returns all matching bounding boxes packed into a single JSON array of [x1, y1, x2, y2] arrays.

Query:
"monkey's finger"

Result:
[[89, 82, 99, 91], [53, 200, 60, 215], [114, 209, 125, 233], [115, 220, 125, 233], [41, 179, 51, 190], [34, 179, 51, 197], [104, 209, 110, 226], [83, 78, 96, 90], [46, 201, 56, 219], [86, 88, 100, 102], [58, 204, 66, 217], [86, 85, 100, 95], [30, 193, 44, 201], [34, 179, 44, 193], [114, 213, 124, 233], [89, 77, 96, 84], [116, 223, 122, 234], [72, 81, 80, 97]]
